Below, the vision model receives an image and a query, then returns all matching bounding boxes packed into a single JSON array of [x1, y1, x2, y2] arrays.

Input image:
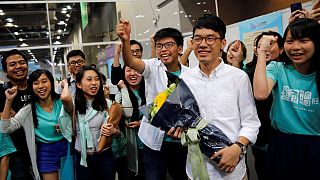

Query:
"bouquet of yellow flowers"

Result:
[[150, 83, 177, 121]]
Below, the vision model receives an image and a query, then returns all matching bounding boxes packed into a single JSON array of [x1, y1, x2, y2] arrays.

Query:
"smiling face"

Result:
[[131, 44, 142, 59], [76, 70, 100, 100], [5, 54, 28, 82], [68, 55, 86, 77], [284, 30, 315, 66], [193, 28, 226, 65], [156, 37, 182, 66], [32, 73, 52, 100], [124, 66, 142, 89]]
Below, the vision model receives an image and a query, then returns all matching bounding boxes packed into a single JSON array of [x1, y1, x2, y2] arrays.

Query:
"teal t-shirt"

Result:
[[0, 133, 16, 157], [266, 61, 320, 135], [169, 70, 181, 77], [35, 99, 64, 143]]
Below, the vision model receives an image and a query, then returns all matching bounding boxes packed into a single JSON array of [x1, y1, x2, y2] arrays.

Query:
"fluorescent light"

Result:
[[144, 29, 150, 34], [5, 23, 15, 27], [61, 10, 67, 14], [0, 12, 5, 16], [20, 43, 28, 47], [53, 41, 62, 45], [14, 32, 19, 35], [18, 38, 24, 41], [57, 21, 65, 25], [57, 36, 61, 39], [6, 18, 13, 22], [66, 5, 72, 10], [57, 29, 62, 33]]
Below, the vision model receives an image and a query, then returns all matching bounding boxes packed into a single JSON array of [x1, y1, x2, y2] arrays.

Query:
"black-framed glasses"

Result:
[[155, 42, 177, 50], [192, 35, 222, 45], [69, 59, 85, 66], [131, 49, 142, 54]]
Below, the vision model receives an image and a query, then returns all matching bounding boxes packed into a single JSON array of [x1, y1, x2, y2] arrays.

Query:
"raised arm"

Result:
[[310, 0, 320, 22], [113, 43, 121, 68], [60, 79, 73, 115], [150, 33, 157, 58], [111, 44, 123, 85], [179, 38, 193, 66], [116, 18, 145, 73], [1, 86, 18, 120], [253, 35, 276, 100]]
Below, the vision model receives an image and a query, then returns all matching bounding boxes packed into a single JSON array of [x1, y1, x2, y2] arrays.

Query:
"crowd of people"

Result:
[[0, 1, 320, 180]]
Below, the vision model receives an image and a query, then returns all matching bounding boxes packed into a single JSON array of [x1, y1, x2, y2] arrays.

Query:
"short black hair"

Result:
[[130, 40, 143, 52], [1, 49, 28, 72], [154, 28, 183, 47], [193, 14, 226, 39], [66, 50, 85, 63]]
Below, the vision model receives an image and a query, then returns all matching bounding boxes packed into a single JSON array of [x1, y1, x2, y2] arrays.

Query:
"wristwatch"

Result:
[[234, 141, 247, 155]]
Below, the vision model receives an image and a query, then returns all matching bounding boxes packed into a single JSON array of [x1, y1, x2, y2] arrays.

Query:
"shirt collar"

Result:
[[196, 57, 225, 79]]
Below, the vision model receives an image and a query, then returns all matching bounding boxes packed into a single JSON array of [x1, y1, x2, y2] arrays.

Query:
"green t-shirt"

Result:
[[266, 61, 320, 135], [35, 99, 64, 143], [0, 133, 16, 157]]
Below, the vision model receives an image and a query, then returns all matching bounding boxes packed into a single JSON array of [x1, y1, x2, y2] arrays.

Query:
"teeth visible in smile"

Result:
[[161, 54, 169, 57]]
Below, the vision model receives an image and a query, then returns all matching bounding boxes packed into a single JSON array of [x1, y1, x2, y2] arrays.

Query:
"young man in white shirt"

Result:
[[180, 14, 260, 180], [116, 19, 189, 180]]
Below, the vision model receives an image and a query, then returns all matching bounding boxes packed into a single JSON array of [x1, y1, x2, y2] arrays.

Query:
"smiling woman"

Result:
[[0, 68, 73, 180]]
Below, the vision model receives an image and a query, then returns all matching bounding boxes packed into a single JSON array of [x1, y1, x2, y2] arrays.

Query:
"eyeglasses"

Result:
[[192, 36, 222, 45], [69, 59, 85, 66], [155, 42, 177, 50], [131, 49, 142, 54]]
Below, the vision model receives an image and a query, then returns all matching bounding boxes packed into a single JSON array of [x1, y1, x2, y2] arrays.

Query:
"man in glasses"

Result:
[[57, 50, 86, 95], [181, 14, 260, 179], [0, 49, 36, 180], [111, 40, 143, 85], [116, 19, 189, 180]]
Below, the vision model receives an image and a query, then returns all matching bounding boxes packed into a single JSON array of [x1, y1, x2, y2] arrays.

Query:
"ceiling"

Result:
[[0, 0, 312, 66], [0, 2, 79, 64]]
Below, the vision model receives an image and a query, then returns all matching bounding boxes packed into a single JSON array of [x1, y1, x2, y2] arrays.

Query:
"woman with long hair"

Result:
[[61, 66, 118, 180], [1, 69, 72, 180], [253, 18, 320, 179], [245, 31, 284, 180]]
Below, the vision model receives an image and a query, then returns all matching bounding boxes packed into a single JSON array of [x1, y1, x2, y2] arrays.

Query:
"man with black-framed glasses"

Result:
[[116, 19, 189, 180], [180, 14, 260, 180], [57, 50, 86, 95]]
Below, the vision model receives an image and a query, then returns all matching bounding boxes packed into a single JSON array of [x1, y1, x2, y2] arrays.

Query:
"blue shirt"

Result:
[[35, 99, 64, 143], [266, 61, 320, 135], [0, 133, 16, 157]]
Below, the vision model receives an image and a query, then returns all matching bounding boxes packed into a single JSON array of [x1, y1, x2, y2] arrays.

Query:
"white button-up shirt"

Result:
[[138, 58, 189, 150], [181, 59, 260, 180]]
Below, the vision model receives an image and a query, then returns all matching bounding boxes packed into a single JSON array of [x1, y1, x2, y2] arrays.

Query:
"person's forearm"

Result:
[[180, 48, 192, 66], [0, 156, 9, 180], [1, 100, 12, 120], [253, 51, 270, 100], [60, 85, 73, 114], [121, 39, 145, 73], [150, 44, 156, 58], [113, 51, 121, 67]]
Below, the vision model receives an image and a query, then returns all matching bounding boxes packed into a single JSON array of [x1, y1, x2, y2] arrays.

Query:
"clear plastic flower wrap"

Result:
[[140, 80, 233, 163]]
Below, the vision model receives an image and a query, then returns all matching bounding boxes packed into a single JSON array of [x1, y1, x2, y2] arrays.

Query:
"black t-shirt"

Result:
[[0, 81, 32, 157]]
